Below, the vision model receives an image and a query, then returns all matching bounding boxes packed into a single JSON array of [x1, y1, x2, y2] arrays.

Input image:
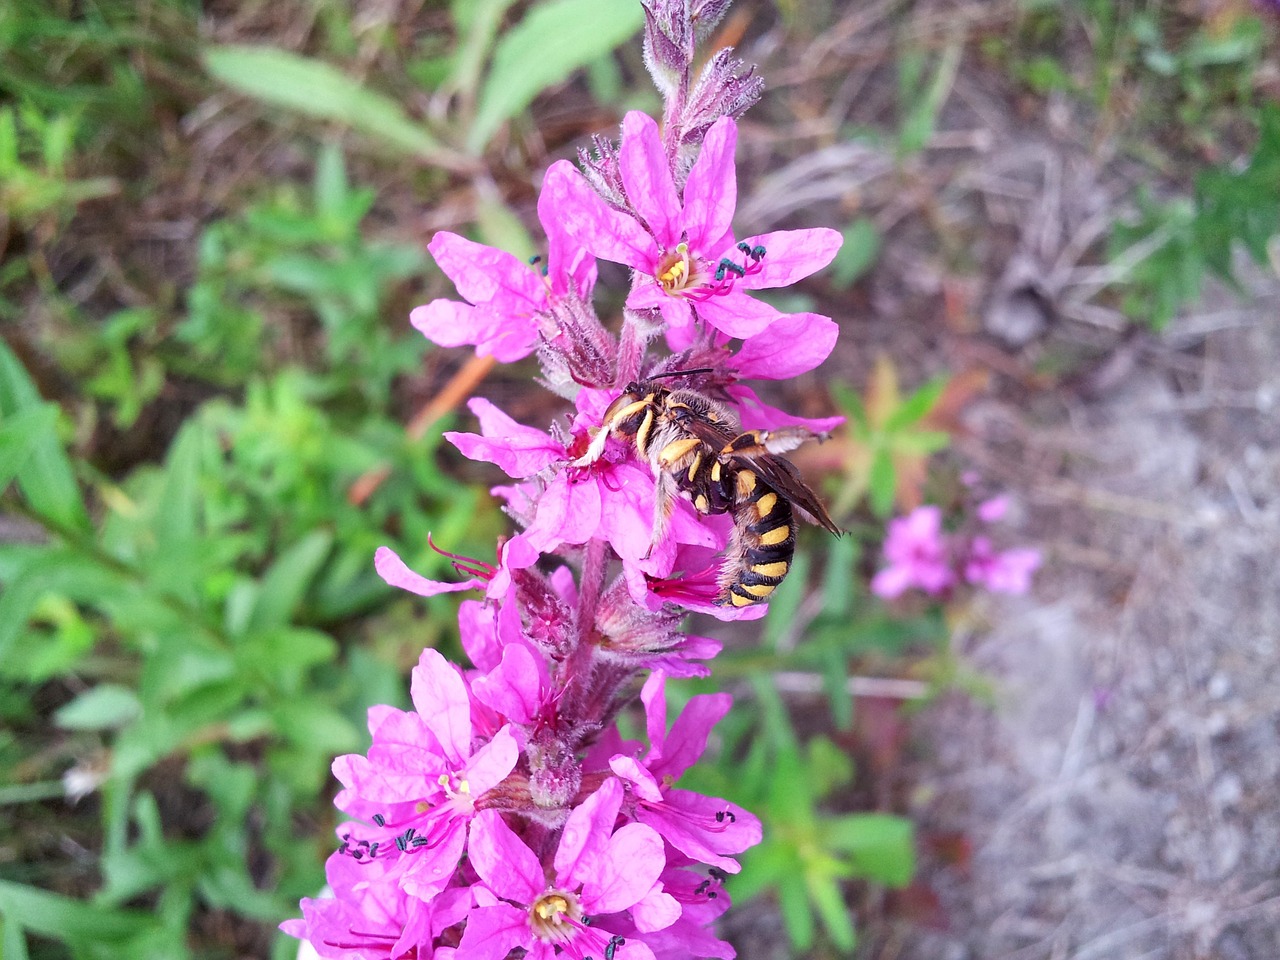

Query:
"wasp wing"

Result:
[[719, 430, 842, 535]]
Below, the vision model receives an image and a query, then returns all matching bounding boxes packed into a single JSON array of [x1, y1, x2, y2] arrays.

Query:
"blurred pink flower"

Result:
[[871, 505, 954, 599], [964, 536, 1041, 595]]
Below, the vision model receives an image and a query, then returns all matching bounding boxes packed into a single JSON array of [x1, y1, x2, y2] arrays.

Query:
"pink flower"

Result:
[[550, 113, 841, 347], [871, 505, 954, 599], [964, 536, 1041, 595], [459, 778, 678, 960], [331, 649, 519, 902], [411, 166, 597, 362], [283, 853, 471, 959], [374, 534, 538, 603], [609, 674, 761, 873], [976, 495, 1009, 523], [446, 395, 724, 582]]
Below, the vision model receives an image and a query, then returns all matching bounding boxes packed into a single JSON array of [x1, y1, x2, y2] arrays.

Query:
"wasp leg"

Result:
[[641, 469, 677, 560]]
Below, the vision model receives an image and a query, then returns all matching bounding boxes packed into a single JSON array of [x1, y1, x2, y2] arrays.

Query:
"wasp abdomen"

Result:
[[719, 471, 796, 607]]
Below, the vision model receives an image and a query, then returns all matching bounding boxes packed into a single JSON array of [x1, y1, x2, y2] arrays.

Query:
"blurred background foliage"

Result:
[[0, 0, 1276, 957]]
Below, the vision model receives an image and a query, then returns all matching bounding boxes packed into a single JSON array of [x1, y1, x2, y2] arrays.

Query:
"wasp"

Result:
[[577, 375, 839, 607]]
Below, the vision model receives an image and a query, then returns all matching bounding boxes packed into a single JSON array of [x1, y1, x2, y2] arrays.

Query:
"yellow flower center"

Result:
[[529, 889, 582, 942], [655, 242, 697, 295]]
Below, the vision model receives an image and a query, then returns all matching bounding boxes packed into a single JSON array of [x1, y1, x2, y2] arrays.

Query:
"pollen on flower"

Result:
[[529, 889, 583, 942], [437, 772, 471, 799], [655, 242, 694, 293], [653, 239, 770, 304]]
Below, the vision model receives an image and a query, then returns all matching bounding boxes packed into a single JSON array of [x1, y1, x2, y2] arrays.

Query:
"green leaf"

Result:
[[762, 549, 810, 650], [809, 870, 858, 950], [0, 342, 89, 532], [55, 684, 142, 730], [468, 0, 645, 153], [0, 405, 56, 487], [245, 529, 334, 633], [155, 422, 204, 547], [0, 880, 155, 943], [204, 46, 447, 160], [777, 870, 816, 950], [830, 217, 881, 289], [825, 813, 915, 887], [447, 0, 522, 99], [868, 448, 896, 518], [884, 376, 947, 431], [2, 914, 30, 960], [830, 382, 868, 433]]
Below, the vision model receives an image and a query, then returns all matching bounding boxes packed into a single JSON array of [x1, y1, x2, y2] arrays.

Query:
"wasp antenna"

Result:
[[647, 367, 715, 381]]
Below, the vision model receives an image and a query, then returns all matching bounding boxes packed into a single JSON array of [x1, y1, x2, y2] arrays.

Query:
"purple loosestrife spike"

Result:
[[285, 0, 868, 952]]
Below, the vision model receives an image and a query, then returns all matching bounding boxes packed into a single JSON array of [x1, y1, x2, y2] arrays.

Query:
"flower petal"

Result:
[[410, 300, 539, 363], [619, 112, 682, 248], [472, 643, 550, 725], [694, 289, 780, 339], [539, 163, 598, 298], [523, 474, 603, 552], [410, 648, 472, 768], [428, 232, 547, 309], [727, 384, 844, 434], [734, 227, 842, 289], [469, 810, 545, 903], [400, 817, 467, 902], [456, 902, 531, 960], [682, 116, 737, 254], [555, 777, 623, 885], [466, 725, 520, 795], [653, 692, 731, 781], [545, 159, 655, 271], [583, 822, 666, 915], [732, 313, 838, 380], [375, 546, 480, 596], [444, 398, 562, 478], [631, 887, 682, 934]]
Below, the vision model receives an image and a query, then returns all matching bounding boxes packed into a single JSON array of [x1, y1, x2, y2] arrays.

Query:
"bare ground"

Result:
[[888, 273, 1280, 959]]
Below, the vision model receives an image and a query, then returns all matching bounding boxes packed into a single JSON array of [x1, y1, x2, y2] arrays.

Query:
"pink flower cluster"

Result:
[[871, 497, 1041, 600], [285, 2, 844, 958]]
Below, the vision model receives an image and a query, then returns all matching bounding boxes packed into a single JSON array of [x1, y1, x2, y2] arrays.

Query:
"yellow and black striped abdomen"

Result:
[[719, 471, 796, 607]]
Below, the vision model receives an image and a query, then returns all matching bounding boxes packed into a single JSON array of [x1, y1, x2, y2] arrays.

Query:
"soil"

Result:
[[722, 5, 1280, 957]]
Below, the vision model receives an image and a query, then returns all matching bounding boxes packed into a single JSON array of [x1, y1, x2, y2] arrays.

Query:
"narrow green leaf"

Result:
[[204, 46, 446, 159], [1, 914, 30, 960], [55, 684, 142, 731], [830, 217, 881, 289], [763, 549, 810, 650], [830, 382, 868, 433], [0, 405, 56, 487], [246, 529, 334, 633], [155, 423, 203, 546], [868, 449, 896, 518], [468, 0, 644, 153], [0, 342, 89, 532], [777, 872, 817, 950], [809, 871, 858, 950], [447, 0, 522, 99], [820, 534, 859, 618], [825, 813, 915, 887], [0, 880, 155, 942]]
